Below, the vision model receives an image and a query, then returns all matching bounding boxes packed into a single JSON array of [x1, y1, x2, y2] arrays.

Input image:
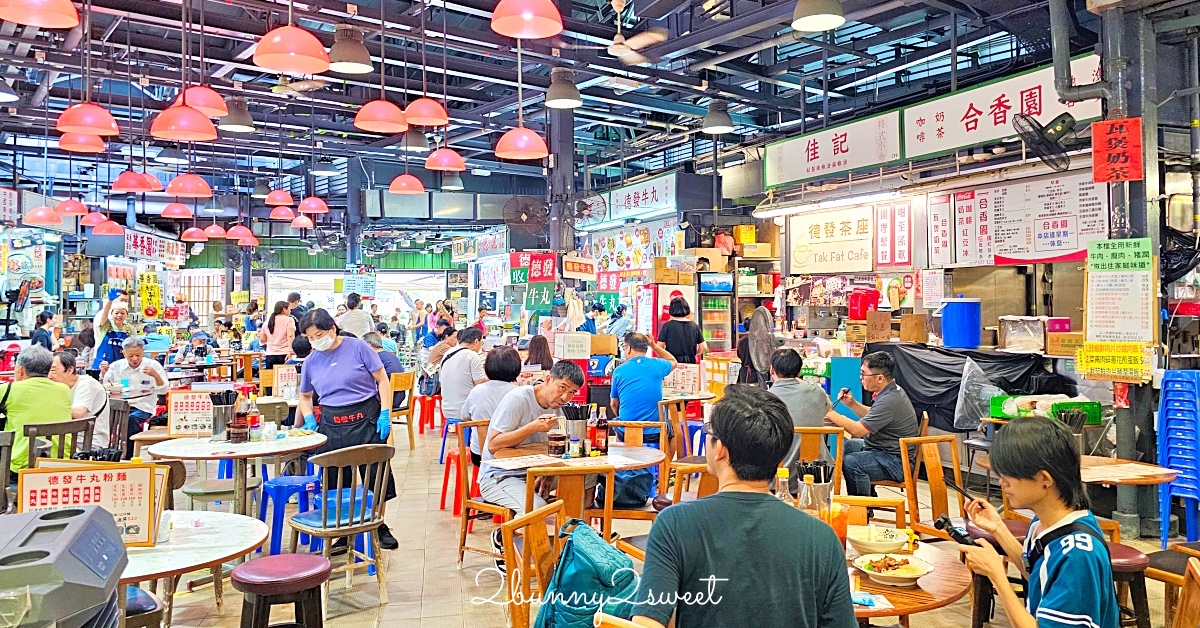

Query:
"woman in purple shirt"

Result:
[[297, 308, 398, 549]]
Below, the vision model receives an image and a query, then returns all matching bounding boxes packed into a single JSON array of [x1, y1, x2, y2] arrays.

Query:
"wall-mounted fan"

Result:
[[503, 196, 550, 234], [222, 244, 242, 269], [569, 193, 607, 226], [1012, 112, 1078, 173], [251, 249, 280, 269]]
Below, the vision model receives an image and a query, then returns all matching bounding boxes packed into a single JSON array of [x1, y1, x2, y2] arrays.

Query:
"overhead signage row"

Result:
[[124, 231, 186, 268]]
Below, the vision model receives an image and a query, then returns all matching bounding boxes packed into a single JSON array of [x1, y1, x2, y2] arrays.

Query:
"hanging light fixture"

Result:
[[298, 196, 329, 214], [329, 24, 373, 74], [166, 173, 213, 198], [59, 133, 106, 153], [57, 102, 119, 137], [155, 147, 188, 164], [24, 205, 63, 226], [80, 211, 107, 226], [290, 213, 314, 229], [203, 222, 227, 238], [254, 0, 329, 77], [264, 111, 294, 206], [265, 189, 294, 206], [0, 80, 18, 103], [161, 202, 193, 219], [171, 86, 228, 118], [701, 100, 735, 135], [141, 172, 163, 191], [218, 96, 255, 133], [55, 198, 88, 216], [389, 173, 425, 194], [311, 156, 338, 176], [181, 226, 208, 242], [791, 0, 844, 32], [545, 67, 582, 109], [238, 234, 260, 247], [202, 197, 223, 213], [494, 41, 547, 160], [151, 105, 218, 142], [112, 169, 152, 193], [0, 0, 78, 28], [251, 178, 272, 198], [441, 172, 464, 191], [92, 219, 125, 235], [426, 146, 466, 171], [490, 0, 562, 39], [269, 205, 296, 220], [353, 0, 406, 133], [406, 5, 448, 126], [226, 223, 253, 239], [399, 129, 428, 153]]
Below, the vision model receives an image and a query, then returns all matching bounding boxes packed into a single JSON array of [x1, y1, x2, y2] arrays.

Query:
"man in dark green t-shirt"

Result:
[[630, 385, 856, 628]]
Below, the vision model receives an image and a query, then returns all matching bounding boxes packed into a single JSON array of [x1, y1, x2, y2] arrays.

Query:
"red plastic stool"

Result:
[[433, 394, 444, 429], [417, 395, 437, 434], [441, 448, 462, 515]]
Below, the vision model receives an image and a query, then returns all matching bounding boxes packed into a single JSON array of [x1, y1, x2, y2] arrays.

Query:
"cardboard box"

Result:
[[645, 267, 678, 284], [684, 248, 729, 273], [758, 275, 774, 294], [740, 243, 773, 258], [866, 310, 893, 343], [758, 219, 781, 257], [1045, 331, 1085, 356], [736, 276, 759, 293], [653, 256, 669, 269], [554, 332, 592, 360], [900, 313, 929, 343], [732, 224, 756, 244], [678, 271, 695, 286], [591, 334, 618, 356], [845, 322, 867, 343]]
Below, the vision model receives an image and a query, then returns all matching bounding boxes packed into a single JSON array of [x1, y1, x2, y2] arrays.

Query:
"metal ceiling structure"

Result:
[[0, 0, 1109, 230]]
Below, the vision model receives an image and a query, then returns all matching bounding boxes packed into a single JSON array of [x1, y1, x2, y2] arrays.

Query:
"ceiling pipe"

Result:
[[29, 24, 81, 107], [1048, 0, 1112, 102]]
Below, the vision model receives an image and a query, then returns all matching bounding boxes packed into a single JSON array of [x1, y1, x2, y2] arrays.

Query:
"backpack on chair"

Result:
[[533, 519, 638, 628]]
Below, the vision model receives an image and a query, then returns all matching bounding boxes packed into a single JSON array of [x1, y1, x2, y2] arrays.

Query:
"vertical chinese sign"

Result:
[[874, 201, 912, 268], [1092, 117, 1144, 183], [596, 271, 621, 312], [509, 252, 531, 284], [525, 252, 557, 313]]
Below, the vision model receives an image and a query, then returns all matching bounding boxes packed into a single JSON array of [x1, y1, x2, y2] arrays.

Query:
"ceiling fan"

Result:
[[567, 0, 666, 66], [271, 76, 329, 98]]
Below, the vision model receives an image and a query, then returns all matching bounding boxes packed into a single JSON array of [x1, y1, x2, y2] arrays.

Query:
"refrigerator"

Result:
[[698, 272, 733, 352], [635, 283, 699, 337]]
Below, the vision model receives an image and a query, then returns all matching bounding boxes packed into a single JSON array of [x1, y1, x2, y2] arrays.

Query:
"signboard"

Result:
[[921, 268, 946, 308], [587, 217, 680, 276], [597, 271, 621, 292], [1076, 342, 1153, 384], [18, 464, 158, 546], [509, 251, 532, 284], [904, 55, 1102, 159], [562, 255, 597, 281], [167, 390, 215, 435], [1092, 117, 1144, 183], [528, 253, 557, 283], [123, 231, 186, 268], [596, 292, 620, 312], [787, 206, 874, 274], [476, 228, 508, 257], [1085, 238, 1154, 344], [874, 201, 912, 268], [477, 256, 509, 291], [0, 187, 18, 224], [932, 171, 1109, 267], [601, 173, 675, 224], [6, 239, 46, 299], [765, 112, 902, 188], [525, 282, 554, 313], [138, 272, 163, 318], [230, 290, 250, 304], [343, 264, 377, 299], [451, 237, 478, 263], [107, 258, 136, 281]]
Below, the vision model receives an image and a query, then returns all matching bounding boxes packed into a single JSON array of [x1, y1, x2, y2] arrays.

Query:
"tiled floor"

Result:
[[158, 426, 1172, 627]]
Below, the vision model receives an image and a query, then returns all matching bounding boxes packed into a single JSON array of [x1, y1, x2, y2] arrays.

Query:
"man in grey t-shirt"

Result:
[[768, 348, 832, 494], [825, 351, 919, 496]]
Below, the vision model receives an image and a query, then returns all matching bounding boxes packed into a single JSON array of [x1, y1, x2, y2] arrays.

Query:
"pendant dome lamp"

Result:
[[389, 173, 425, 194], [407, 5, 448, 126], [112, 168, 152, 194], [353, 0, 406, 134], [490, 0, 563, 40], [0, 0, 78, 29], [426, 146, 466, 171], [79, 211, 107, 226], [238, 234, 260, 247], [203, 222, 227, 238], [56, 5, 118, 136], [54, 198, 88, 216], [298, 196, 329, 214], [92, 219, 125, 235], [226, 223, 253, 239], [290, 213, 314, 229], [141, 172, 163, 191], [494, 41, 547, 160], [58, 132, 106, 153], [791, 0, 844, 32], [171, 86, 228, 118], [166, 172, 213, 198], [25, 205, 63, 226], [269, 205, 296, 220], [153, 0, 217, 141], [181, 226, 208, 242], [253, 0, 328, 76], [264, 189, 294, 206], [328, 24, 374, 74], [161, 202, 193, 219]]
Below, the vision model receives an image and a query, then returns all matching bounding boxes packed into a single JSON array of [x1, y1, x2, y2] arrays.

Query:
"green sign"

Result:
[[525, 282, 554, 312], [596, 293, 620, 312], [510, 267, 529, 284], [1087, 238, 1152, 272]]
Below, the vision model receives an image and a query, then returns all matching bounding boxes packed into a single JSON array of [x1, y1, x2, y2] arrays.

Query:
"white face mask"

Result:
[[311, 334, 335, 352]]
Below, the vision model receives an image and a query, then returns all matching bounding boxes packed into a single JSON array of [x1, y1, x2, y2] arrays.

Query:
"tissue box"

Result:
[[554, 332, 593, 359], [998, 316, 1047, 352]]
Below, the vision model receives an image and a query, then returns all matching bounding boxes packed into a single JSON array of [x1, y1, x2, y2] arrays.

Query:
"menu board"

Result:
[[342, 264, 377, 299], [587, 218, 680, 278], [930, 171, 1110, 267], [18, 463, 158, 546], [0, 187, 18, 224], [123, 231, 186, 268], [167, 390, 215, 435], [1084, 238, 1155, 344]]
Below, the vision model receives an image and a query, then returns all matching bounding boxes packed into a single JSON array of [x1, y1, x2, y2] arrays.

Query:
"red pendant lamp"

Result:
[[58, 133, 106, 153], [297, 196, 329, 214], [151, 105, 218, 142], [254, 25, 329, 76], [226, 223, 253, 239], [142, 172, 163, 191], [238, 234, 260, 247], [92, 219, 124, 235], [80, 211, 107, 226], [181, 227, 208, 242], [426, 146, 466, 171], [354, 0, 407, 134], [405, 97, 448, 127], [0, 0, 78, 29], [490, 0, 563, 39], [112, 169, 153, 193], [161, 202, 193, 219], [264, 189, 294, 206], [269, 205, 296, 220], [166, 173, 212, 198], [57, 103, 120, 136], [389, 173, 425, 194], [54, 198, 88, 216], [495, 126, 548, 160], [290, 214, 314, 229], [203, 223, 227, 238], [25, 205, 63, 226], [172, 86, 228, 118]]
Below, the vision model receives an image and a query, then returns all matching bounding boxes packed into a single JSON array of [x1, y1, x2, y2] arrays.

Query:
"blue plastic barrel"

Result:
[[940, 298, 982, 349]]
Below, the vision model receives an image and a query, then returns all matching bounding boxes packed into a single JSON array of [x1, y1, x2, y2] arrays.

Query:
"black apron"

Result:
[[316, 394, 396, 501]]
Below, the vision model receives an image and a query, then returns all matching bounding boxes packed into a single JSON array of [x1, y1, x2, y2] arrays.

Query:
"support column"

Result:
[[346, 157, 365, 265], [547, 75, 575, 251]]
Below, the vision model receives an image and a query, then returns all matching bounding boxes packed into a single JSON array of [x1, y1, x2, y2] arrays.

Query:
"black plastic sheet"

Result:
[[864, 342, 1076, 433]]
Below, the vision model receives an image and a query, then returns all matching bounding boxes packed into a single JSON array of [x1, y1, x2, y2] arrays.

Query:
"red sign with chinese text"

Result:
[[1092, 117, 1143, 184], [528, 253, 557, 282], [597, 271, 621, 292]]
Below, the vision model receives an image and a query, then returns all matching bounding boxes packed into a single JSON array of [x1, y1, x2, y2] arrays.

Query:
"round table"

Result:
[[167, 361, 232, 371], [146, 432, 327, 515], [495, 442, 666, 471], [847, 543, 972, 622], [977, 455, 1178, 486], [120, 510, 268, 628]]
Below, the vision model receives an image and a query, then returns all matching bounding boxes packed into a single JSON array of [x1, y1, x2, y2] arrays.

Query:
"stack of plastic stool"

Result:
[[1158, 370, 1200, 548]]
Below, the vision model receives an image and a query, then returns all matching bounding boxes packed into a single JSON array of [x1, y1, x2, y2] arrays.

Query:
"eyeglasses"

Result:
[[701, 421, 720, 442], [860, 370, 882, 379]]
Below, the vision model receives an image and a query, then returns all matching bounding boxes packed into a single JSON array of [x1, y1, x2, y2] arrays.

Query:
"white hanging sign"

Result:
[[765, 112, 902, 188]]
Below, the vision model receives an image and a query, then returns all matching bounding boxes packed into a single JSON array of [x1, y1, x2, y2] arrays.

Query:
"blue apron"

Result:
[[92, 326, 129, 369]]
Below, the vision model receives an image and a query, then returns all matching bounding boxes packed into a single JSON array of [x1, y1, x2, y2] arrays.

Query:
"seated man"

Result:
[[825, 351, 919, 496], [5, 346, 72, 481], [610, 332, 676, 443], [101, 337, 171, 456], [50, 352, 110, 450], [286, 335, 311, 371], [438, 327, 487, 425], [174, 331, 210, 363], [768, 348, 832, 493], [375, 323, 399, 353], [363, 331, 406, 409], [631, 385, 856, 628]]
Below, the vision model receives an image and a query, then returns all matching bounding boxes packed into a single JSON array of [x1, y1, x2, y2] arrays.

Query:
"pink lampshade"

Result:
[[290, 214, 314, 229], [92, 219, 125, 235], [297, 196, 329, 214], [264, 189, 294, 206], [161, 202, 193, 219], [24, 205, 62, 226], [181, 227, 208, 242], [150, 105, 219, 142], [0, 0, 79, 29], [226, 224, 253, 239], [238, 234, 260, 247], [172, 86, 228, 118], [405, 97, 448, 127], [495, 126, 549, 160], [354, 99, 408, 134], [166, 173, 212, 198], [269, 205, 296, 220], [491, 0, 563, 39], [58, 132, 106, 153], [141, 172, 163, 191], [203, 223, 227, 238], [56, 102, 119, 136], [112, 169, 153, 193], [254, 25, 330, 76], [79, 212, 107, 226], [54, 198, 88, 216], [425, 147, 466, 171], [389, 173, 425, 194]]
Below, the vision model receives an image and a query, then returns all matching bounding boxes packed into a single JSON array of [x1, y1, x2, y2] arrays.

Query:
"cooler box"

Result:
[[848, 288, 880, 320]]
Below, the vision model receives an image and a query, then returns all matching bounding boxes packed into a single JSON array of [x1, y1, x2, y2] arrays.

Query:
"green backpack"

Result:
[[533, 519, 639, 628]]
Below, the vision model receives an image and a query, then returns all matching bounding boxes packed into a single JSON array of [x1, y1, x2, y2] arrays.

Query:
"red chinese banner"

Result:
[[597, 271, 621, 292], [528, 253, 557, 282], [1092, 117, 1143, 183], [561, 255, 596, 281]]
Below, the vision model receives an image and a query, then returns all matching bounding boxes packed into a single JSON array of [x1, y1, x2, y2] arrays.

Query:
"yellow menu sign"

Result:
[[1075, 342, 1154, 384]]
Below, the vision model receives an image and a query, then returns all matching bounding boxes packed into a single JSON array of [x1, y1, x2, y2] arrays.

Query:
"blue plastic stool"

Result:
[[687, 420, 706, 457], [301, 487, 378, 576], [439, 417, 462, 464], [258, 474, 320, 555]]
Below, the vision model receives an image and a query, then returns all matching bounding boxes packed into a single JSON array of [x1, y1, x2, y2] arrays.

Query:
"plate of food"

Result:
[[846, 525, 908, 554], [852, 553, 934, 587]]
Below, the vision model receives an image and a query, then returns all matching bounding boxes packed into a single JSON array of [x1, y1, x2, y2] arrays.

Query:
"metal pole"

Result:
[[1190, 35, 1200, 241], [950, 11, 958, 91]]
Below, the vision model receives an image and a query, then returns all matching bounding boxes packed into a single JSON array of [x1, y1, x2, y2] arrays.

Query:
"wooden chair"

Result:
[[107, 399, 131, 452], [794, 426, 845, 495], [288, 443, 394, 612], [1149, 543, 1200, 626], [501, 500, 567, 628], [606, 420, 669, 520], [23, 418, 95, 468], [258, 367, 275, 396], [832, 495, 908, 528], [388, 371, 417, 450], [1174, 557, 1200, 628], [532, 465, 616, 543], [457, 420, 514, 567], [617, 463, 717, 562], [657, 399, 695, 462], [897, 434, 964, 540], [0, 431, 12, 513], [872, 411, 929, 491]]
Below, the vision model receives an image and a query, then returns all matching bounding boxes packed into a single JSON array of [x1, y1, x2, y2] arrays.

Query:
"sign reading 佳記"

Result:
[[1084, 238, 1155, 345], [764, 112, 903, 188], [1092, 117, 1144, 183]]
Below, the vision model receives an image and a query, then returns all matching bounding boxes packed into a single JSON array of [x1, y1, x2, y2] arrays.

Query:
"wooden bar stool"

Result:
[[230, 554, 332, 628]]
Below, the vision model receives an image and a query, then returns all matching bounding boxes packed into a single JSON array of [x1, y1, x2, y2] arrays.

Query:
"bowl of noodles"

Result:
[[852, 553, 934, 587]]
